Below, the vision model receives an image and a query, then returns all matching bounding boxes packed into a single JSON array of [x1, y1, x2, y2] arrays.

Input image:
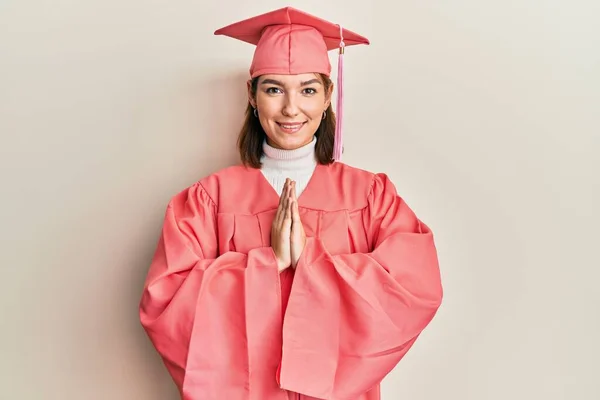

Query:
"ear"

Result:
[[324, 82, 334, 109], [247, 79, 257, 108]]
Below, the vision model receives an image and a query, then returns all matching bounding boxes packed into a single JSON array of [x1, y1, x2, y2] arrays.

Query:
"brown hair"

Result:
[[238, 73, 336, 168]]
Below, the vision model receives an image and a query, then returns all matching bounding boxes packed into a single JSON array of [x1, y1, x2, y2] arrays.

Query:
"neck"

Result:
[[260, 137, 318, 197], [261, 137, 317, 170]]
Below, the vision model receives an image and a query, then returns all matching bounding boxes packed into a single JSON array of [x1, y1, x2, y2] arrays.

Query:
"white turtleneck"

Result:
[[260, 137, 317, 198]]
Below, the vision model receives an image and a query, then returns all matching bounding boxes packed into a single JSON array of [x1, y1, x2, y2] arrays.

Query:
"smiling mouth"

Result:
[[277, 122, 306, 133]]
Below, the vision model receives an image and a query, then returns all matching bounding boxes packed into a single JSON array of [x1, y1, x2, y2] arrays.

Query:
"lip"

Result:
[[277, 121, 306, 134], [277, 122, 306, 127]]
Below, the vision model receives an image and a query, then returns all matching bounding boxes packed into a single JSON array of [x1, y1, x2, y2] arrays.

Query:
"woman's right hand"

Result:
[[271, 178, 292, 272]]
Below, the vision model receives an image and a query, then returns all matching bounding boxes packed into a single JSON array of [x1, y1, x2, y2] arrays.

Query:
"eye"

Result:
[[303, 88, 317, 95], [265, 87, 283, 94]]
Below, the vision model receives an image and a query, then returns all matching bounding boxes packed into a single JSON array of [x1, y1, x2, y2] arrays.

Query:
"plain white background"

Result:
[[1, 1, 598, 399]]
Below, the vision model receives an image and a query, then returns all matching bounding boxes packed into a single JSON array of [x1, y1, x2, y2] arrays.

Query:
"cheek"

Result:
[[303, 99, 326, 119], [256, 94, 280, 119]]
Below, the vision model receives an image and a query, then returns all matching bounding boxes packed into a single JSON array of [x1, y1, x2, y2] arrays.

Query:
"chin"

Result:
[[278, 136, 311, 150]]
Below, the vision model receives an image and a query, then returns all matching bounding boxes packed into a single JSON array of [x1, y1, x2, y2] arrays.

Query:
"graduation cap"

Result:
[[214, 7, 370, 161]]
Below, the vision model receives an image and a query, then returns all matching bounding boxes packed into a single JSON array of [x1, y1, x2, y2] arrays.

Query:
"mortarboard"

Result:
[[214, 7, 370, 161]]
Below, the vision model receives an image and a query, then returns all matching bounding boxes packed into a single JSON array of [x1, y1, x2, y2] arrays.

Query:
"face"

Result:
[[248, 73, 333, 150]]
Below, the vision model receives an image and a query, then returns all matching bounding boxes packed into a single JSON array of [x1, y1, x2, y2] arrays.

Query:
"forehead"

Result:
[[258, 73, 322, 85]]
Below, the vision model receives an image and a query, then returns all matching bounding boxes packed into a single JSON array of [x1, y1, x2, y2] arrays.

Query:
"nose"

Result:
[[282, 93, 299, 117]]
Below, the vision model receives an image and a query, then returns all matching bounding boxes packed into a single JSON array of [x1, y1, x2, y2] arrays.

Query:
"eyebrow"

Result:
[[260, 78, 322, 86]]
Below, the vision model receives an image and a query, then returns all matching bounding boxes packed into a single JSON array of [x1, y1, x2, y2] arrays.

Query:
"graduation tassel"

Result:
[[333, 25, 345, 161]]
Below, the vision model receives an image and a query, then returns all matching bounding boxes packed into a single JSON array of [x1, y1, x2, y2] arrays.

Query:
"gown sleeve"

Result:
[[277, 173, 443, 400], [139, 182, 281, 396]]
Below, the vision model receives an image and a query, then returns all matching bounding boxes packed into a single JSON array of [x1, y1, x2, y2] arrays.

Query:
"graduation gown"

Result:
[[139, 162, 443, 400]]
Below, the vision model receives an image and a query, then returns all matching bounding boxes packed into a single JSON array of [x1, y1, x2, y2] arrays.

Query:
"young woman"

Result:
[[139, 7, 443, 400]]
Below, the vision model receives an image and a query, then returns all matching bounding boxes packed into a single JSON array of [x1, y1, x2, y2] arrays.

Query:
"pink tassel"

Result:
[[333, 25, 345, 161]]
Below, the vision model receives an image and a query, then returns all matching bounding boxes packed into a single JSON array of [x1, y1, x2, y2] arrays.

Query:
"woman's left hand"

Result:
[[290, 181, 306, 269]]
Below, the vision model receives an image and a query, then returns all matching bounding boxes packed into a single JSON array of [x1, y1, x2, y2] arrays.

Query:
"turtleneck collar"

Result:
[[261, 137, 317, 171]]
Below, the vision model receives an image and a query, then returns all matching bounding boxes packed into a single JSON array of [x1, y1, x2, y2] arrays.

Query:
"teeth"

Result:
[[281, 124, 301, 129]]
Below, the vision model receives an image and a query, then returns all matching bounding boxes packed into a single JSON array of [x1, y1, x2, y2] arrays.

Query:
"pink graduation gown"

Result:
[[139, 162, 443, 400]]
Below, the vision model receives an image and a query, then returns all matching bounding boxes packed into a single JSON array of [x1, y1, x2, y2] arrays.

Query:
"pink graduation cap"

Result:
[[214, 6, 370, 161]]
